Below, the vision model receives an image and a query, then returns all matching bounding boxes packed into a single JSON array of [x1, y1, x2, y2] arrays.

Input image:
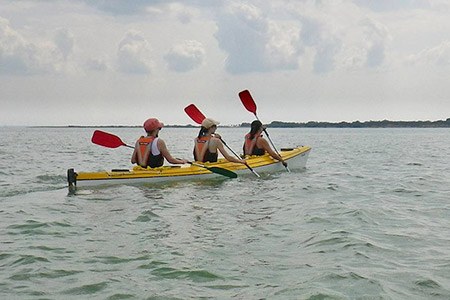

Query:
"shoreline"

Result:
[[26, 118, 450, 128]]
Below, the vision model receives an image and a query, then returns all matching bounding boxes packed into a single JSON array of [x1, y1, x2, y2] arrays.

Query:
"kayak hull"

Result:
[[68, 146, 311, 188]]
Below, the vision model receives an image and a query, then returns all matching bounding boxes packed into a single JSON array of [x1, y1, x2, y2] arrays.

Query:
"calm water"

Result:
[[0, 127, 449, 299]]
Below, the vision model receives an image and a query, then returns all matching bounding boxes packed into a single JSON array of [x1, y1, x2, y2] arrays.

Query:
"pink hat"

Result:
[[143, 118, 164, 132]]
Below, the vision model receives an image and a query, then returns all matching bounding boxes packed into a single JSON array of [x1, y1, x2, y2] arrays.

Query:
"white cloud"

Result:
[[0, 18, 77, 75], [313, 38, 341, 73], [406, 41, 450, 66], [85, 57, 109, 71], [116, 30, 154, 74], [296, 14, 342, 73], [360, 18, 390, 68], [0, 17, 48, 75], [82, 0, 155, 15], [54, 28, 74, 60], [164, 40, 205, 72], [333, 16, 390, 70], [167, 3, 196, 24], [353, 0, 430, 12], [215, 3, 301, 74], [299, 17, 323, 48]]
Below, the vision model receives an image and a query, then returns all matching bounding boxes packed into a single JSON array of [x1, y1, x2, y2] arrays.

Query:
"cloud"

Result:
[[167, 3, 197, 24], [406, 41, 450, 66], [85, 57, 109, 71], [360, 18, 390, 68], [353, 0, 430, 12], [299, 17, 323, 47], [215, 3, 301, 74], [297, 15, 341, 73], [313, 39, 341, 73], [116, 30, 153, 74], [164, 40, 205, 72], [54, 28, 74, 60], [337, 17, 390, 70], [81, 0, 217, 16], [81, 0, 163, 15], [0, 17, 67, 75]]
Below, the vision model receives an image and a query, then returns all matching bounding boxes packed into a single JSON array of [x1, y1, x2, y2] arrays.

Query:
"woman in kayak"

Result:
[[132, 118, 188, 168], [243, 120, 287, 167], [194, 118, 246, 164]]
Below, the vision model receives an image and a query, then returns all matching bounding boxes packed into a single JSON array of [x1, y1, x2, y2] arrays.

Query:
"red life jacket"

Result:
[[243, 133, 265, 156], [194, 136, 218, 162], [134, 136, 164, 168]]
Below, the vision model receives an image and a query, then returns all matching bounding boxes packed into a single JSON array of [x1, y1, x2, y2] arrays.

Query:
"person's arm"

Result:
[[216, 139, 246, 164], [260, 138, 287, 165], [158, 139, 187, 164]]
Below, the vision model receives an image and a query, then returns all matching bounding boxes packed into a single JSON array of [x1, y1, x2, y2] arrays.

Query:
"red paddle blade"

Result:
[[238, 90, 257, 114], [91, 130, 126, 148], [184, 104, 206, 124]]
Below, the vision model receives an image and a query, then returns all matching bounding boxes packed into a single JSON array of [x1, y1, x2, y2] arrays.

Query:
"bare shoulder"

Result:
[[157, 138, 167, 147]]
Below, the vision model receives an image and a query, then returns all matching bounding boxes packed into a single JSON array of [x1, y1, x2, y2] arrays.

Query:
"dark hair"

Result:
[[248, 120, 263, 139], [198, 126, 208, 138], [146, 129, 158, 136]]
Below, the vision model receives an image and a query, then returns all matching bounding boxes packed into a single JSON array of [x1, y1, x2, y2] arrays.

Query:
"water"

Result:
[[1, 127, 449, 299]]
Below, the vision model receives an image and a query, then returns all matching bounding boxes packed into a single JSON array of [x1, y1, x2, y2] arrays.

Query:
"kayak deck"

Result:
[[68, 146, 311, 188]]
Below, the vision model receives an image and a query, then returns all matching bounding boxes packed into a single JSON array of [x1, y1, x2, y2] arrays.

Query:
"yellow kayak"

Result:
[[67, 146, 311, 188]]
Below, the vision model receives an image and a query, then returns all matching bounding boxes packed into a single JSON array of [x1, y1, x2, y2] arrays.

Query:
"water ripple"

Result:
[[62, 281, 109, 295], [1, 128, 450, 299]]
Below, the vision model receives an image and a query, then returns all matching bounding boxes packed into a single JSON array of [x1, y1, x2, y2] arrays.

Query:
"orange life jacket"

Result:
[[194, 136, 218, 162], [134, 136, 163, 168], [243, 133, 265, 156]]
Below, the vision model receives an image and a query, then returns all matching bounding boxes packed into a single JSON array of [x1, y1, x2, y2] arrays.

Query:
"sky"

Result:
[[1, 0, 450, 126]]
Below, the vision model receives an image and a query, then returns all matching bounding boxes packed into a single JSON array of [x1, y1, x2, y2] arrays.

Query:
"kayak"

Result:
[[67, 146, 311, 189]]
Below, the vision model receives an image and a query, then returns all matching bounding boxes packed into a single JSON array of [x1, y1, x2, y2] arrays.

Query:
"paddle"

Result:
[[184, 104, 260, 177], [91, 130, 237, 179], [238, 90, 290, 172], [92, 130, 134, 149], [187, 162, 237, 178], [184, 104, 206, 124]]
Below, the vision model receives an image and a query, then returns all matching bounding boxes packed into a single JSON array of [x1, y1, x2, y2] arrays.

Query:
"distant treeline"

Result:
[[243, 118, 450, 128], [39, 118, 450, 128]]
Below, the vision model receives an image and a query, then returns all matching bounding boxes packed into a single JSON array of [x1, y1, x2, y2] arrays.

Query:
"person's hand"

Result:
[[214, 133, 222, 139], [179, 158, 189, 164]]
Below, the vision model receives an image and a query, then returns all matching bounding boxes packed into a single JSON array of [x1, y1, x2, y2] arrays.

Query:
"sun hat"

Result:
[[143, 118, 164, 132], [201, 118, 220, 129]]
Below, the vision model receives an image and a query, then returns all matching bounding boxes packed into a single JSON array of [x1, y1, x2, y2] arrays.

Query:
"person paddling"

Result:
[[194, 118, 246, 164], [132, 118, 187, 168], [243, 120, 287, 167]]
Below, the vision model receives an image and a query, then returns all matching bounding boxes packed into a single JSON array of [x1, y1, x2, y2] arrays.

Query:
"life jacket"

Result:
[[243, 133, 265, 156], [194, 136, 218, 162], [134, 136, 164, 168]]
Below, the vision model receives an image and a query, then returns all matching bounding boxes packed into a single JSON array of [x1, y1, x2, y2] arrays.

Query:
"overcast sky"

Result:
[[1, 0, 450, 126]]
